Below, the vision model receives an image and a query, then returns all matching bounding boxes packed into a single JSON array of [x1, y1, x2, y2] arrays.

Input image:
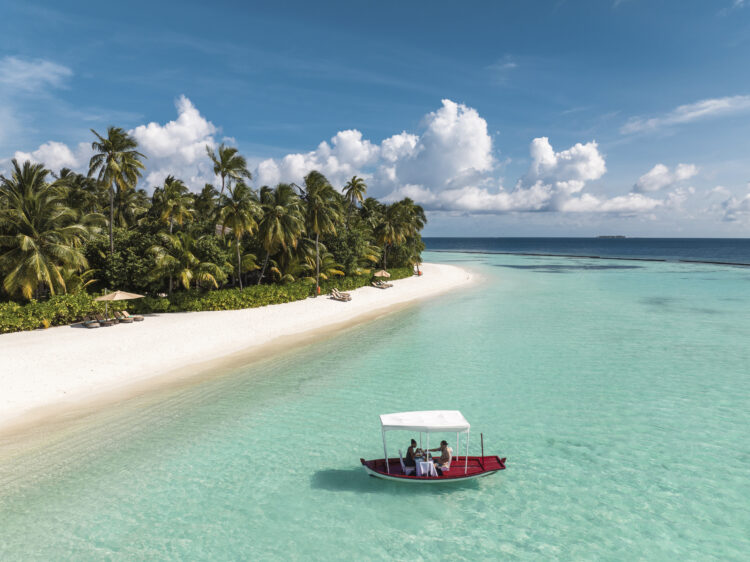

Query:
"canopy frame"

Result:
[[378, 411, 471, 474]]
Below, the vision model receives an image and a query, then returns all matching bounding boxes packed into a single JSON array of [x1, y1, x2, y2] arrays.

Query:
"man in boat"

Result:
[[429, 440, 452, 476], [405, 439, 418, 467]]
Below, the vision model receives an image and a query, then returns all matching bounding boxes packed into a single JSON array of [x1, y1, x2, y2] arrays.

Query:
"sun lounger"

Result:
[[94, 313, 115, 327], [331, 288, 351, 301], [371, 281, 388, 289], [114, 311, 134, 323], [82, 315, 100, 328], [121, 310, 144, 322]]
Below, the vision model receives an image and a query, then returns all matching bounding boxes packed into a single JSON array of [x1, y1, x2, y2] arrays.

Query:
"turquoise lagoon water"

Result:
[[1, 251, 749, 560]]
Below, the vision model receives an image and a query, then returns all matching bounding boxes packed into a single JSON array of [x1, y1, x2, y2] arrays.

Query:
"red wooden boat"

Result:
[[361, 410, 507, 483]]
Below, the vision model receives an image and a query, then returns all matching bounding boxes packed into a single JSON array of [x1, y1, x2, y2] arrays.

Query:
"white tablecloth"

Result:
[[416, 460, 437, 477]]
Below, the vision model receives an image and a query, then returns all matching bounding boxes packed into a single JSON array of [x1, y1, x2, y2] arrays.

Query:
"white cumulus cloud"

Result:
[[255, 129, 379, 188], [559, 193, 663, 214], [7, 96, 221, 190], [633, 163, 698, 192], [5, 96, 700, 220], [255, 99, 494, 195], [521, 136, 606, 195], [130, 95, 219, 188], [13, 141, 91, 171]]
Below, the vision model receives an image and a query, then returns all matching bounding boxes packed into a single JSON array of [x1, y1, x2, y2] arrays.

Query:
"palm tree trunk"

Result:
[[168, 276, 173, 298], [384, 245, 388, 270], [109, 183, 114, 255], [258, 251, 270, 285], [236, 237, 243, 290], [315, 232, 320, 297], [169, 218, 173, 234], [220, 175, 225, 198]]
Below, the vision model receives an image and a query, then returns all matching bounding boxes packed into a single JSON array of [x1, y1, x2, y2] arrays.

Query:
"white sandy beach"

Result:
[[0, 263, 471, 433]]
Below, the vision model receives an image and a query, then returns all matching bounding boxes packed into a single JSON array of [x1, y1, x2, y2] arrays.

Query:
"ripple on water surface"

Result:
[[1, 252, 749, 560]]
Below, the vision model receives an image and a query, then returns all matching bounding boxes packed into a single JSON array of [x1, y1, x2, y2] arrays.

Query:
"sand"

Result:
[[0, 263, 471, 433]]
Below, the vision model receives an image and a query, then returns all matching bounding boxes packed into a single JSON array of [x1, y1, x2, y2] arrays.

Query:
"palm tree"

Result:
[[399, 198, 426, 234], [195, 183, 219, 218], [298, 171, 341, 296], [205, 143, 251, 198], [88, 127, 145, 255], [360, 197, 385, 230], [343, 176, 367, 230], [216, 182, 260, 289], [153, 176, 195, 234], [374, 202, 408, 271], [150, 231, 226, 294], [301, 245, 344, 282], [0, 160, 92, 299], [114, 187, 150, 228], [256, 184, 305, 284], [53, 168, 107, 219], [396, 198, 427, 273]]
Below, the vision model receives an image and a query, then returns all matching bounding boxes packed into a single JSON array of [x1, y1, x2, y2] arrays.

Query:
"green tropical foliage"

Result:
[[300, 171, 342, 295], [0, 160, 95, 299], [150, 231, 227, 293], [206, 143, 252, 198], [0, 129, 426, 332], [343, 175, 367, 230], [216, 182, 260, 289], [256, 183, 305, 284], [88, 127, 146, 254]]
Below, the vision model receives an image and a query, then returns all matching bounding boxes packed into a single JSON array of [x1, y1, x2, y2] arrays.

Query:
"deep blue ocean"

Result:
[[424, 237, 750, 265]]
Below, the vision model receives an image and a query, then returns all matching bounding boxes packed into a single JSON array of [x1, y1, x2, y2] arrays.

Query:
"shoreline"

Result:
[[0, 262, 472, 439]]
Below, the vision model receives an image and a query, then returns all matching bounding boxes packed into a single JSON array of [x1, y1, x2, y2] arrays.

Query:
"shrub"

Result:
[[0, 268, 417, 333], [0, 292, 101, 334]]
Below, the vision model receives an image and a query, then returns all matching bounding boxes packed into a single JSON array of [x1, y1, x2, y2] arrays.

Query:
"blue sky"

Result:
[[1, 0, 750, 236]]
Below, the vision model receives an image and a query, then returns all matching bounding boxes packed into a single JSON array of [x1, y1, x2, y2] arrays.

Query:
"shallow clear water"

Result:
[[1, 252, 749, 560]]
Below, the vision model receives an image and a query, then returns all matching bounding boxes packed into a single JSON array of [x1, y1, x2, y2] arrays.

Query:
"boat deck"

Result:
[[361, 455, 505, 480]]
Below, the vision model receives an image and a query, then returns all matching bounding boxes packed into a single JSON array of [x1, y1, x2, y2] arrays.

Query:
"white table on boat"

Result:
[[415, 459, 438, 477]]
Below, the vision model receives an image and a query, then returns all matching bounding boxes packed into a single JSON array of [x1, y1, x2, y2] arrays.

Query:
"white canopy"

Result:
[[379, 410, 470, 433]]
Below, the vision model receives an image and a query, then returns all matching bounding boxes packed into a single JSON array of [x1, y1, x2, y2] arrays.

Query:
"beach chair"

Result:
[[121, 310, 144, 322], [398, 449, 415, 476], [82, 315, 100, 329], [114, 311, 134, 323], [94, 313, 115, 327], [331, 288, 351, 301]]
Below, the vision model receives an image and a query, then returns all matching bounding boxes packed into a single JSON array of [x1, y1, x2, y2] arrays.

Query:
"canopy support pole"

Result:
[[465, 431, 470, 474], [456, 432, 460, 466], [382, 429, 389, 474]]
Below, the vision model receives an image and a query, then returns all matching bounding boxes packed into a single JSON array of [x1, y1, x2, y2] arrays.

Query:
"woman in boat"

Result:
[[429, 440, 453, 475], [404, 439, 418, 467]]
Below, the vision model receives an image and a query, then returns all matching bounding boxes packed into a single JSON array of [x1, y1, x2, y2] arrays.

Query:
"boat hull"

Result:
[[360, 455, 505, 483]]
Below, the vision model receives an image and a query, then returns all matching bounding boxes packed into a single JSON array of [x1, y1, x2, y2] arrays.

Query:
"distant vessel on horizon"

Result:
[[597, 235, 626, 239]]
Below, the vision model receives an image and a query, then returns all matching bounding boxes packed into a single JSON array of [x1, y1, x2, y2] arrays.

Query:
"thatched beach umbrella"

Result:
[[95, 290, 144, 319], [374, 270, 391, 278]]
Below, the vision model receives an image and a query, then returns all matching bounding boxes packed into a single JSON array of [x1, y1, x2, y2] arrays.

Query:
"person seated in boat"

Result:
[[429, 440, 452, 475], [404, 439, 418, 467]]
